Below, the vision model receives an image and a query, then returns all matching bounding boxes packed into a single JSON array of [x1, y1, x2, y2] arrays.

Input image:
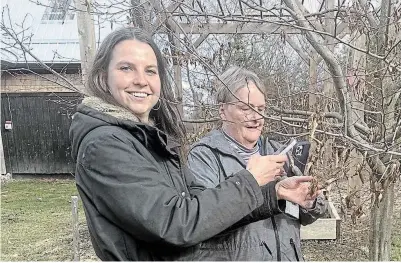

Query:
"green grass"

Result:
[[1, 179, 85, 261]]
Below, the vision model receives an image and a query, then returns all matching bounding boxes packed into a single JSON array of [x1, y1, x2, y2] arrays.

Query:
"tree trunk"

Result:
[[74, 0, 96, 91], [308, 54, 317, 111], [346, 32, 367, 211], [281, 1, 399, 260], [370, 176, 395, 261], [369, 1, 396, 259], [130, 0, 146, 29], [322, 0, 335, 112], [174, 62, 183, 117], [166, 29, 184, 118]]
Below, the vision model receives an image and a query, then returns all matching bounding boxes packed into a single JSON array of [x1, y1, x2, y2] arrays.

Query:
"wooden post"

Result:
[[0, 131, 6, 174], [71, 195, 80, 261], [74, 0, 96, 91]]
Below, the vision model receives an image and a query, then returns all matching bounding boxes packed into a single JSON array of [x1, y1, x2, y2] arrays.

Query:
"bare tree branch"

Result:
[[357, 0, 379, 28], [1, 7, 80, 93]]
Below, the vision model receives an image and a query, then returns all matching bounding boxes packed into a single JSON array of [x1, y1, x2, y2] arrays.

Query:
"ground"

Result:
[[1, 178, 400, 261], [0, 179, 98, 261], [302, 179, 401, 261]]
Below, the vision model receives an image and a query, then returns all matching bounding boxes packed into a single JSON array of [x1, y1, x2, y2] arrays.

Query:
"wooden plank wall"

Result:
[[1, 92, 82, 175]]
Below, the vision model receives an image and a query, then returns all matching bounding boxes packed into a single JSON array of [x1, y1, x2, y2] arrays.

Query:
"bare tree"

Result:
[[280, 0, 400, 260], [3, 1, 400, 259]]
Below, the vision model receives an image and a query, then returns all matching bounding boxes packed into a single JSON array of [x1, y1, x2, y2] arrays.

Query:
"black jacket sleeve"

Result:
[[299, 194, 328, 226], [223, 182, 285, 231], [78, 131, 268, 247]]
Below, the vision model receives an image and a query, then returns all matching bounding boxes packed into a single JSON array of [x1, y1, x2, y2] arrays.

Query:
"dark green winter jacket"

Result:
[[69, 97, 285, 261]]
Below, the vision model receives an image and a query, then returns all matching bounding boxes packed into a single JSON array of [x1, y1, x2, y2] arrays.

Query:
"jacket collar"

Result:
[[79, 96, 181, 156], [81, 96, 155, 126], [191, 130, 247, 165], [191, 129, 280, 161]]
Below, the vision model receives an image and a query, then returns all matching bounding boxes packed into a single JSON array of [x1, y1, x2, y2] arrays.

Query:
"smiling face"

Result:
[[220, 82, 266, 149], [107, 39, 161, 123]]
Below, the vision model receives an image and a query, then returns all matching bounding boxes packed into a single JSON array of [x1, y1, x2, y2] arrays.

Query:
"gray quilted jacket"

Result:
[[187, 130, 328, 261]]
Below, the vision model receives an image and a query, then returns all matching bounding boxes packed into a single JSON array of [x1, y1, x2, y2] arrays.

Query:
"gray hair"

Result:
[[215, 66, 265, 104]]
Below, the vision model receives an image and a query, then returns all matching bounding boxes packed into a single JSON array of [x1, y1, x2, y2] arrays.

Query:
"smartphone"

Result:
[[292, 141, 311, 174]]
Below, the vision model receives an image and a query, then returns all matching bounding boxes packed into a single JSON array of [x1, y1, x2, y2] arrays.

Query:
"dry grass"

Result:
[[1, 178, 97, 261], [1, 178, 400, 261]]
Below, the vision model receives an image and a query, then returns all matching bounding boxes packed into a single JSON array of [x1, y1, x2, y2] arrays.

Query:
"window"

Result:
[[41, 0, 74, 22]]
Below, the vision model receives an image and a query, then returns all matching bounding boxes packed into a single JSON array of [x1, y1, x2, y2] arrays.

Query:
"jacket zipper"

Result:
[[290, 238, 300, 261], [271, 216, 281, 261], [261, 241, 272, 256]]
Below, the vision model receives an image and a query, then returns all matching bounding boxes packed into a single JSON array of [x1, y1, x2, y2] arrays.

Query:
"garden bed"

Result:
[[301, 201, 341, 240]]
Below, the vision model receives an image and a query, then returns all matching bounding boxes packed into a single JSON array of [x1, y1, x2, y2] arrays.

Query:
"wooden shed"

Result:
[[1, 61, 84, 175], [1, 92, 82, 175]]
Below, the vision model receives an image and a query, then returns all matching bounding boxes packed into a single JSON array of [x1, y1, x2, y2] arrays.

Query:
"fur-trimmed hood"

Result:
[[69, 96, 158, 161], [80, 96, 155, 125]]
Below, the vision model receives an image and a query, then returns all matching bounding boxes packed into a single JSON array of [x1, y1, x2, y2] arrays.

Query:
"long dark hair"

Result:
[[86, 27, 185, 140]]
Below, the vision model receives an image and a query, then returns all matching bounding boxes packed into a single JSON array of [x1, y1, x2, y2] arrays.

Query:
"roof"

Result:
[[1, 59, 81, 73], [0, 0, 117, 67]]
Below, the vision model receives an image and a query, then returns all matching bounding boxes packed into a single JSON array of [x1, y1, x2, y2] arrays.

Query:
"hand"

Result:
[[247, 155, 287, 186], [275, 176, 320, 208], [302, 190, 322, 209]]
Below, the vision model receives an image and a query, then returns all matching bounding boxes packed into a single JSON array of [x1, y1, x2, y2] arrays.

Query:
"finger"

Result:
[[264, 155, 288, 162], [299, 199, 313, 209], [311, 189, 322, 198], [294, 176, 314, 183], [306, 189, 321, 200], [272, 163, 285, 171], [247, 155, 259, 163], [305, 200, 315, 209], [273, 146, 286, 155]]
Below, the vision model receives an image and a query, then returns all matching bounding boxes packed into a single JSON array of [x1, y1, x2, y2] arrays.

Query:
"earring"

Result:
[[152, 101, 161, 111]]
